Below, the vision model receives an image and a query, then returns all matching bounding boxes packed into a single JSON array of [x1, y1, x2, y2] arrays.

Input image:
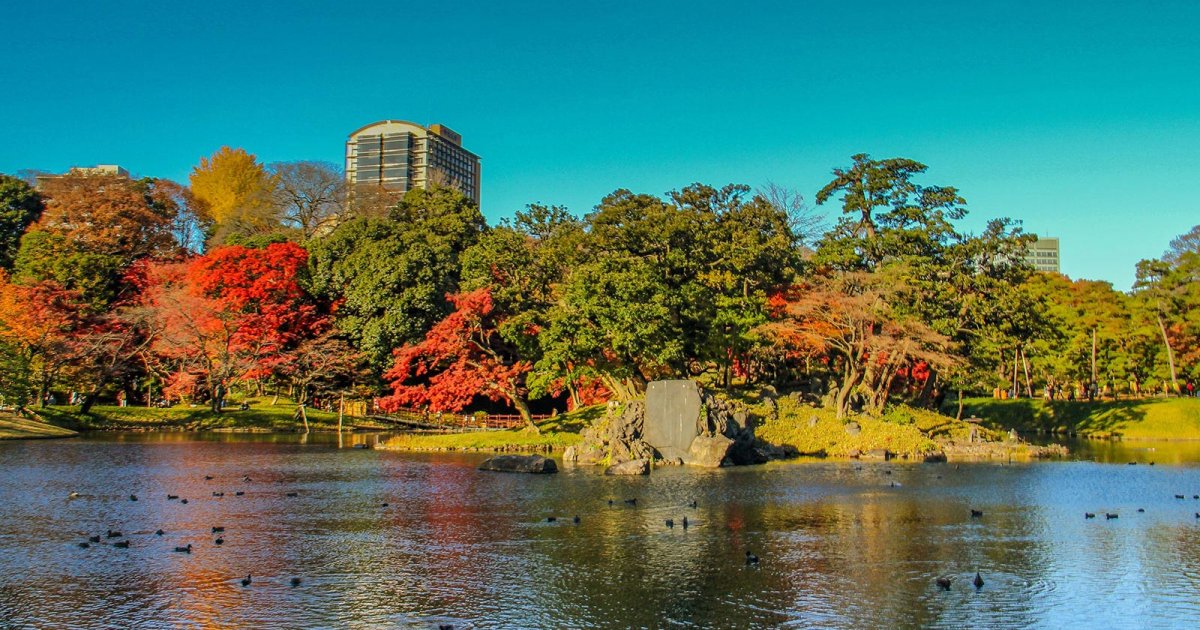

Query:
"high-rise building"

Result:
[[1025, 237, 1060, 273], [345, 120, 480, 205]]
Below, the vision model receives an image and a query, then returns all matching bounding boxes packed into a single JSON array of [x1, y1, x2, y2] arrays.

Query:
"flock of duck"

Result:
[[68, 475, 301, 589], [67, 464, 1200, 601]]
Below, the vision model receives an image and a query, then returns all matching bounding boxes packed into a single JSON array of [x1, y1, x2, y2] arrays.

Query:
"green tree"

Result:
[[1135, 224, 1200, 389], [531, 185, 798, 399], [814, 153, 964, 271], [0, 174, 43, 271], [812, 155, 1037, 413], [309, 186, 486, 369]]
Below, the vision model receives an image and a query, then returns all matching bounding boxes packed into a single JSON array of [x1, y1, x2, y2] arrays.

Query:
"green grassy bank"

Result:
[[739, 393, 1038, 459], [377, 392, 1045, 460], [0, 412, 79, 440], [953, 396, 1200, 440], [376, 406, 600, 452], [33, 399, 389, 433]]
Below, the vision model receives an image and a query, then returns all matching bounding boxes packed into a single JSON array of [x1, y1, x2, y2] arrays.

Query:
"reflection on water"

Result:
[[1040, 436, 1200, 466], [2, 434, 1200, 628]]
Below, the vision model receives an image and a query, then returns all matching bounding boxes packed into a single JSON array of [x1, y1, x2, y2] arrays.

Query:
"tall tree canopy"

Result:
[[1134, 224, 1200, 389], [269, 160, 346, 240], [308, 186, 487, 369], [380, 287, 539, 431], [12, 173, 182, 309], [0, 174, 43, 271], [534, 184, 798, 399], [140, 242, 323, 412], [0, 270, 85, 409], [189, 147, 278, 243]]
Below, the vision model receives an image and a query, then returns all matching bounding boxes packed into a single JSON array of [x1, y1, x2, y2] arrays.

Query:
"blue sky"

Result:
[[2, 0, 1197, 288]]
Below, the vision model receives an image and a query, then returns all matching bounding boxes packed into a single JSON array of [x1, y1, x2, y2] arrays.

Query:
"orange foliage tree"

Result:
[[768, 271, 956, 418], [0, 270, 84, 408]]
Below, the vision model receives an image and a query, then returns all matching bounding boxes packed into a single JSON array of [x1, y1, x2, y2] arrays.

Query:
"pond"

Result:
[[2, 433, 1200, 628]]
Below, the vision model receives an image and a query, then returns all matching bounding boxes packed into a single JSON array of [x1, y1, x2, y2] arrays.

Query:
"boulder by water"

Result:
[[605, 458, 651, 475], [478, 455, 558, 474], [686, 434, 735, 468], [568, 380, 764, 469]]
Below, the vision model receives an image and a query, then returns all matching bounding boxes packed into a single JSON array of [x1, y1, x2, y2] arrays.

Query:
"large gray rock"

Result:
[[605, 458, 651, 475], [644, 380, 703, 461], [568, 380, 766, 469], [686, 434, 734, 467], [478, 455, 558, 474]]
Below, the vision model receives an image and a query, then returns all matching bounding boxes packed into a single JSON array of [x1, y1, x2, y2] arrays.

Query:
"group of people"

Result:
[[1036, 378, 1198, 401]]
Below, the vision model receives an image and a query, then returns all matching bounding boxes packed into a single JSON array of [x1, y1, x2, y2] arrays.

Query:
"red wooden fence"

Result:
[[381, 406, 551, 431]]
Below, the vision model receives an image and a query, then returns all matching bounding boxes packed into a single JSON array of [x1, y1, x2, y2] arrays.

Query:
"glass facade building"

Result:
[[345, 120, 480, 204]]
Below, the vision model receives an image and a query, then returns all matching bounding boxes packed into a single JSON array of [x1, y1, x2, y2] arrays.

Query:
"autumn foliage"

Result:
[[140, 242, 323, 410], [378, 288, 537, 430], [0, 270, 85, 408]]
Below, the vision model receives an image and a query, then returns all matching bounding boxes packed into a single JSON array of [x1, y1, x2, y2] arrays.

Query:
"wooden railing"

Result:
[[373, 407, 551, 431]]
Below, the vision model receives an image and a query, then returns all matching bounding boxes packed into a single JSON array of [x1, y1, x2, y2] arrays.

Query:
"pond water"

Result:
[[2, 433, 1200, 628]]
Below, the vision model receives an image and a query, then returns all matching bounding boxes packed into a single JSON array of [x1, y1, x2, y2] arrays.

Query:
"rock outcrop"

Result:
[[564, 380, 765, 469], [478, 454, 558, 474], [604, 458, 651, 475]]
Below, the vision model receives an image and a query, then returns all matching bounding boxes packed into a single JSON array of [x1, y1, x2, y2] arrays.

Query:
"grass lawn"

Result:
[[0, 412, 79, 440], [952, 396, 1200, 439], [748, 395, 987, 458], [34, 398, 389, 433], [377, 406, 602, 452]]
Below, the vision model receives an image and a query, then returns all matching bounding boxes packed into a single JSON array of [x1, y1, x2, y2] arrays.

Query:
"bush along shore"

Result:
[[953, 397, 1200, 441]]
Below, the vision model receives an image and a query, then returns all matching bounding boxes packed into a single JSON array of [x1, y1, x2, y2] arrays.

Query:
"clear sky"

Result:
[[3, 0, 1197, 289]]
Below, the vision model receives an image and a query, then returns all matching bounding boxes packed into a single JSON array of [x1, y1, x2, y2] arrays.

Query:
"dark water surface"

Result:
[[3, 434, 1200, 629]]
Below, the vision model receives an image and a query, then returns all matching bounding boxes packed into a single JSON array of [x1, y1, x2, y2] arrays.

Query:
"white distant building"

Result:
[[35, 164, 130, 188], [1025, 237, 1060, 273]]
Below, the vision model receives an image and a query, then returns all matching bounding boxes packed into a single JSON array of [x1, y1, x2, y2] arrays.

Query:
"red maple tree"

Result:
[[378, 288, 538, 432], [140, 243, 323, 412]]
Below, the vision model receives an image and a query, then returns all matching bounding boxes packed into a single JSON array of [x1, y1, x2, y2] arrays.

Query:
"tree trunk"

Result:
[[1011, 348, 1020, 399], [835, 365, 862, 420], [1156, 312, 1179, 392], [1020, 348, 1034, 398], [338, 392, 345, 433], [956, 389, 965, 421], [80, 392, 97, 414], [210, 385, 223, 414], [511, 395, 540, 434], [37, 374, 49, 408], [917, 369, 937, 408], [1091, 328, 1098, 385], [565, 377, 580, 411]]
